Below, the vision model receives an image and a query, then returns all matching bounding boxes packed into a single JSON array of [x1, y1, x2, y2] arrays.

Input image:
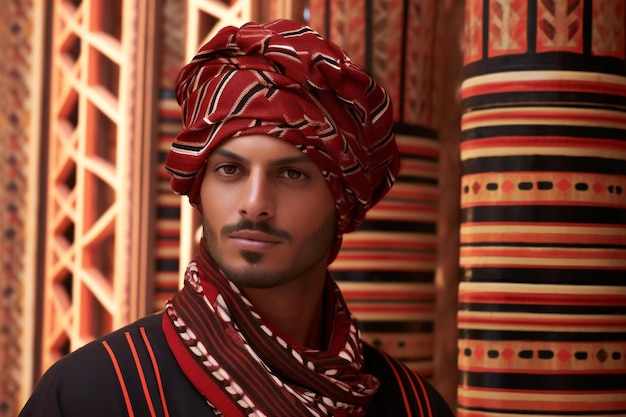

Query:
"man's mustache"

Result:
[[221, 219, 292, 242]]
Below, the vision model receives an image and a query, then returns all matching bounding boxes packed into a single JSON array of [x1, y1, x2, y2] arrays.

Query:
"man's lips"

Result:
[[229, 230, 282, 250]]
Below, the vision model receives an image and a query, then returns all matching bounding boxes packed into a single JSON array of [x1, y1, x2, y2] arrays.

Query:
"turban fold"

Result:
[[165, 19, 400, 234]]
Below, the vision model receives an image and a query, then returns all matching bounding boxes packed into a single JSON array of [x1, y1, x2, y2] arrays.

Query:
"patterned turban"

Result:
[[165, 19, 400, 234]]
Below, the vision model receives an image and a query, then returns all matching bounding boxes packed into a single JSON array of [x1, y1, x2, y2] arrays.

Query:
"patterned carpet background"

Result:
[[0, 0, 33, 416]]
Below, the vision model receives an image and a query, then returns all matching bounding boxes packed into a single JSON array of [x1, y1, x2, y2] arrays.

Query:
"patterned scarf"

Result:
[[162, 243, 380, 416]]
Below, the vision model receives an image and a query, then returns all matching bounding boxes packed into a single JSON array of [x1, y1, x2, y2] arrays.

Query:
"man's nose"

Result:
[[238, 169, 274, 220]]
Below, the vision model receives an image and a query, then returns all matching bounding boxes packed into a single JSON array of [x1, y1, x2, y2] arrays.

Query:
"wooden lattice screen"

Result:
[[40, 0, 158, 370]]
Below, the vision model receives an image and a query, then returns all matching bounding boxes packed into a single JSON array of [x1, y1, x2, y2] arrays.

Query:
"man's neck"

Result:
[[241, 272, 328, 349]]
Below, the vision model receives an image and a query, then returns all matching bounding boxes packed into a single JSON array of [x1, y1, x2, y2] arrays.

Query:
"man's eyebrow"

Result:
[[212, 148, 313, 165], [271, 155, 314, 166], [213, 148, 245, 161]]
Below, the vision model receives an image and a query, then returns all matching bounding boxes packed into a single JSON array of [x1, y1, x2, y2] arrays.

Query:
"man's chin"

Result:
[[218, 261, 277, 289], [239, 249, 264, 264]]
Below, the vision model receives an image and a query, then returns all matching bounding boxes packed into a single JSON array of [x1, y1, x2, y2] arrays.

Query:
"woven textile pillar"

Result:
[[2, 0, 38, 413], [309, 0, 441, 377], [459, 0, 626, 415]]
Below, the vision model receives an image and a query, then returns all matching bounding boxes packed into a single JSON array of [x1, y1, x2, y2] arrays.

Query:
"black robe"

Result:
[[20, 313, 454, 417]]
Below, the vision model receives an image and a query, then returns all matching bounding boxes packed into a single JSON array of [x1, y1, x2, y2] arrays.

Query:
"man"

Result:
[[20, 19, 454, 416]]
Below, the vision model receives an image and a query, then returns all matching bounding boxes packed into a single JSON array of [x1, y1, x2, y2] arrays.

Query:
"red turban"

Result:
[[165, 19, 400, 234]]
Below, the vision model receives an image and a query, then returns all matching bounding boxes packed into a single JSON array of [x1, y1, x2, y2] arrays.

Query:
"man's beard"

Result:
[[202, 216, 335, 289]]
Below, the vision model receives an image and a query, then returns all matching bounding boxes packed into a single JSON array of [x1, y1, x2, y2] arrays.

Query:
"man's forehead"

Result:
[[210, 134, 317, 166]]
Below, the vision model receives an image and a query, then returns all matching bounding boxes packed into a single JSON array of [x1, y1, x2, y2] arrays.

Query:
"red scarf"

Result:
[[162, 243, 380, 416]]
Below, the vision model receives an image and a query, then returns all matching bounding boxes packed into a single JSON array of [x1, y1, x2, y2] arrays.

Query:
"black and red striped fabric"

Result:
[[19, 312, 453, 417], [164, 19, 399, 235], [459, 1, 626, 414]]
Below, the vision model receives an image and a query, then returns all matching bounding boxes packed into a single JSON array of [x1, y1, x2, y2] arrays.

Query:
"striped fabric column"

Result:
[[310, 0, 442, 377], [332, 126, 440, 377], [154, 92, 183, 311], [153, 0, 187, 311], [3, 0, 35, 412], [459, 0, 626, 415]]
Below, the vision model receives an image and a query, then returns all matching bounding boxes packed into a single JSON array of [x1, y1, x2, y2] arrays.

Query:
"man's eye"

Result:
[[217, 164, 240, 175], [280, 169, 307, 180]]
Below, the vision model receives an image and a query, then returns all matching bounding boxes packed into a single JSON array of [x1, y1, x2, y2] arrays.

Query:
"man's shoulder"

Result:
[[362, 342, 455, 417], [48, 314, 157, 363], [50, 313, 165, 372], [19, 313, 168, 417]]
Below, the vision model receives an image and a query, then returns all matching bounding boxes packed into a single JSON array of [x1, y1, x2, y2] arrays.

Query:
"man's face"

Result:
[[200, 134, 337, 289]]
